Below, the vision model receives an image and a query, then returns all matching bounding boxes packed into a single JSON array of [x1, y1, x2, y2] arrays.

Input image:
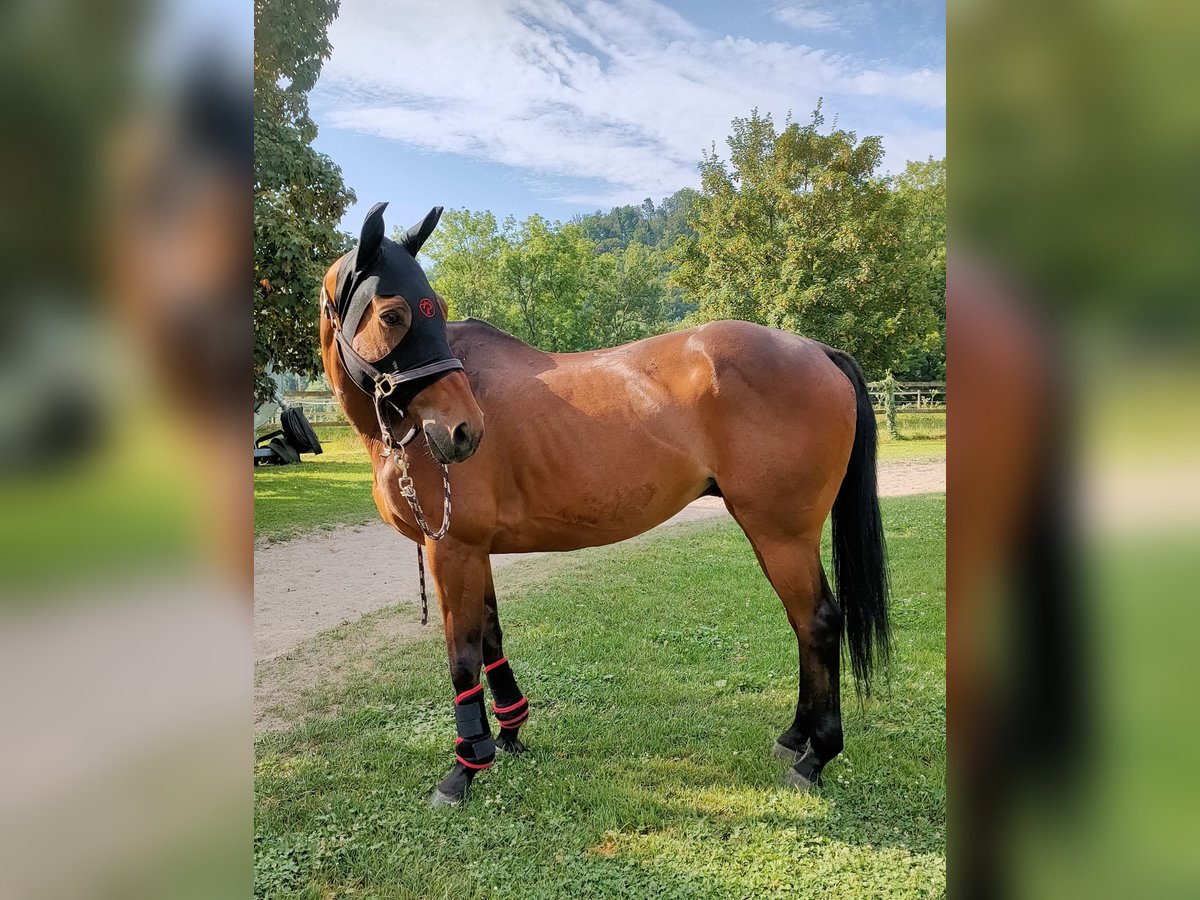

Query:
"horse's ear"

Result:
[[402, 206, 443, 257], [358, 202, 388, 263]]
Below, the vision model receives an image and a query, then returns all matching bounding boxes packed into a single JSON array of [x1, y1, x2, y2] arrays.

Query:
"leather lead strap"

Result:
[[417, 544, 428, 626]]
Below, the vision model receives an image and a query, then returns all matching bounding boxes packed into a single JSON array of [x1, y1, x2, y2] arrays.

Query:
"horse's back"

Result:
[[683, 318, 848, 383]]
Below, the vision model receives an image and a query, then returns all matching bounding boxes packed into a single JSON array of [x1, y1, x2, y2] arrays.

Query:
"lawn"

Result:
[[875, 411, 946, 442], [254, 493, 946, 899], [254, 424, 945, 543], [254, 426, 378, 542]]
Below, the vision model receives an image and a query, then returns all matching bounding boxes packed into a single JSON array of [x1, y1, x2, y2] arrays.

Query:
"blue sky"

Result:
[[311, 0, 944, 233]]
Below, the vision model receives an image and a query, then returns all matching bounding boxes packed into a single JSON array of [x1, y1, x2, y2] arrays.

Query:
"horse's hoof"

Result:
[[496, 735, 527, 755], [772, 740, 806, 764], [785, 768, 818, 792], [429, 787, 466, 808]]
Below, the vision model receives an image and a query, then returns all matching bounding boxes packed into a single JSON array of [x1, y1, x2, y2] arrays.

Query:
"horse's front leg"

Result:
[[426, 538, 494, 807], [481, 563, 530, 754]]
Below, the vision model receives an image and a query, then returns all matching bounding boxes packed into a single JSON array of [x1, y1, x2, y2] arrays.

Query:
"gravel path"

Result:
[[254, 457, 944, 663]]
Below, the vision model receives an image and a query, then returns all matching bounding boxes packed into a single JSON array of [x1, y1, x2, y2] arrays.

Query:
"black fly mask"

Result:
[[326, 202, 463, 421], [324, 203, 465, 616]]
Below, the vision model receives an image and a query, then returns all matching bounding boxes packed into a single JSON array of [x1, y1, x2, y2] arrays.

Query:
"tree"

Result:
[[573, 188, 699, 256], [253, 0, 355, 404], [497, 216, 596, 351], [425, 209, 671, 352], [420, 209, 508, 327], [656, 188, 701, 249], [891, 158, 946, 379], [580, 243, 668, 348], [672, 107, 940, 378]]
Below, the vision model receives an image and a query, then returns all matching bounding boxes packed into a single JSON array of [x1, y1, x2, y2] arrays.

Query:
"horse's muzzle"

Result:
[[425, 420, 482, 464]]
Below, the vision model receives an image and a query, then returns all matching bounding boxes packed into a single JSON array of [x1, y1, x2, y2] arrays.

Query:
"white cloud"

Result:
[[314, 0, 944, 205], [769, 3, 842, 33]]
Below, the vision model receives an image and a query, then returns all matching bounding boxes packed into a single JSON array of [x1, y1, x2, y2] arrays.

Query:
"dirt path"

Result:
[[254, 457, 944, 663]]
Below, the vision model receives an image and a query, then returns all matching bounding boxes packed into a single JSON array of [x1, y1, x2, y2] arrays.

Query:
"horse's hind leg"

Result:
[[741, 530, 844, 790], [481, 564, 530, 754], [782, 566, 844, 791]]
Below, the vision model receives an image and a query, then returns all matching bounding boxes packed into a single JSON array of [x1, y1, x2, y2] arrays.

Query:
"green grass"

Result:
[[254, 424, 944, 542], [875, 412, 946, 442], [254, 426, 378, 542], [254, 494, 946, 899]]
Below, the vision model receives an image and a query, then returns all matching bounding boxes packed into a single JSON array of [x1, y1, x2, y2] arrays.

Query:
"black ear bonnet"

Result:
[[329, 202, 463, 411]]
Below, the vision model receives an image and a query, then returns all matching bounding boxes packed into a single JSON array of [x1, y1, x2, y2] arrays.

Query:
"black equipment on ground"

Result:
[[254, 407, 323, 466]]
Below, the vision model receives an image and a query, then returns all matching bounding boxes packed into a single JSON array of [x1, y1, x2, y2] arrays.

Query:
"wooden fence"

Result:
[[865, 380, 946, 414], [264, 380, 945, 429], [263, 391, 346, 425]]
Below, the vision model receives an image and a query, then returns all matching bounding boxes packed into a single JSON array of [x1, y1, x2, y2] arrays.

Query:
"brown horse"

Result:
[[321, 205, 890, 806]]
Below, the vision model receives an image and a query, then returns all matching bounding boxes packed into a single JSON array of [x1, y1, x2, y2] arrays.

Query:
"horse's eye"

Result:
[[380, 310, 401, 326]]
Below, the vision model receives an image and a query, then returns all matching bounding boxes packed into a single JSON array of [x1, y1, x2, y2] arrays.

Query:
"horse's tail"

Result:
[[824, 348, 891, 695]]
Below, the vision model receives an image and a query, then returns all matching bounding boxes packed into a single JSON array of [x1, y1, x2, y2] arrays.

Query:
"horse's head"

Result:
[[327, 202, 483, 464]]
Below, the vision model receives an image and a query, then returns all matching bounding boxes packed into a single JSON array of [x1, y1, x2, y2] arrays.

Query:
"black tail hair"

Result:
[[825, 348, 892, 695]]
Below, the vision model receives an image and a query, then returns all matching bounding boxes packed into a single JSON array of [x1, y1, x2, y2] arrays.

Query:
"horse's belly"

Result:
[[490, 470, 709, 553]]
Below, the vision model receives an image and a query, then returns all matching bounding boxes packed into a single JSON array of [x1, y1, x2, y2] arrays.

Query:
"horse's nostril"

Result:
[[452, 423, 471, 449]]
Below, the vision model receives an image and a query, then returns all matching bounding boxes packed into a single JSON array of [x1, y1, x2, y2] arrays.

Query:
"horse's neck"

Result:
[[444, 320, 547, 391]]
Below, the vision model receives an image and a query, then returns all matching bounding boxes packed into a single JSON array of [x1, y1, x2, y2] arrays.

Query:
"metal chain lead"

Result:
[[395, 447, 450, 629], [373, 382, 452, 541], [373, 381, 451, 627], [393, 447, 452, 541]]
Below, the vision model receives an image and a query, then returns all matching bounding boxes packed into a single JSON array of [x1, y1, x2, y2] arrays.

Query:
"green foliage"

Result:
[[890, 158, 946, 379], [882, 371, 899, 439], [253, 0, 355, 404], [672, 106, 943, 379], [421, 211, 669, 352], [572, 190, 701, 323], [573, 189, 700, 254], [585, 241, 669, 348], [255, 495, 946, 898], [417, 209, 506, 324], [497, 215, 594, 351]]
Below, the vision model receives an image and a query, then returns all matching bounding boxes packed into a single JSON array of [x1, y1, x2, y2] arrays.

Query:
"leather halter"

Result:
[[322, 277, 452, 625], [321, 281, 424, 448], [322, 249, 463, 449]]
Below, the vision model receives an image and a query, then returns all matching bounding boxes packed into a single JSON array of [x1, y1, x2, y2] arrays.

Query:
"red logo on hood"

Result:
[[419, 298, 437, 318]]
